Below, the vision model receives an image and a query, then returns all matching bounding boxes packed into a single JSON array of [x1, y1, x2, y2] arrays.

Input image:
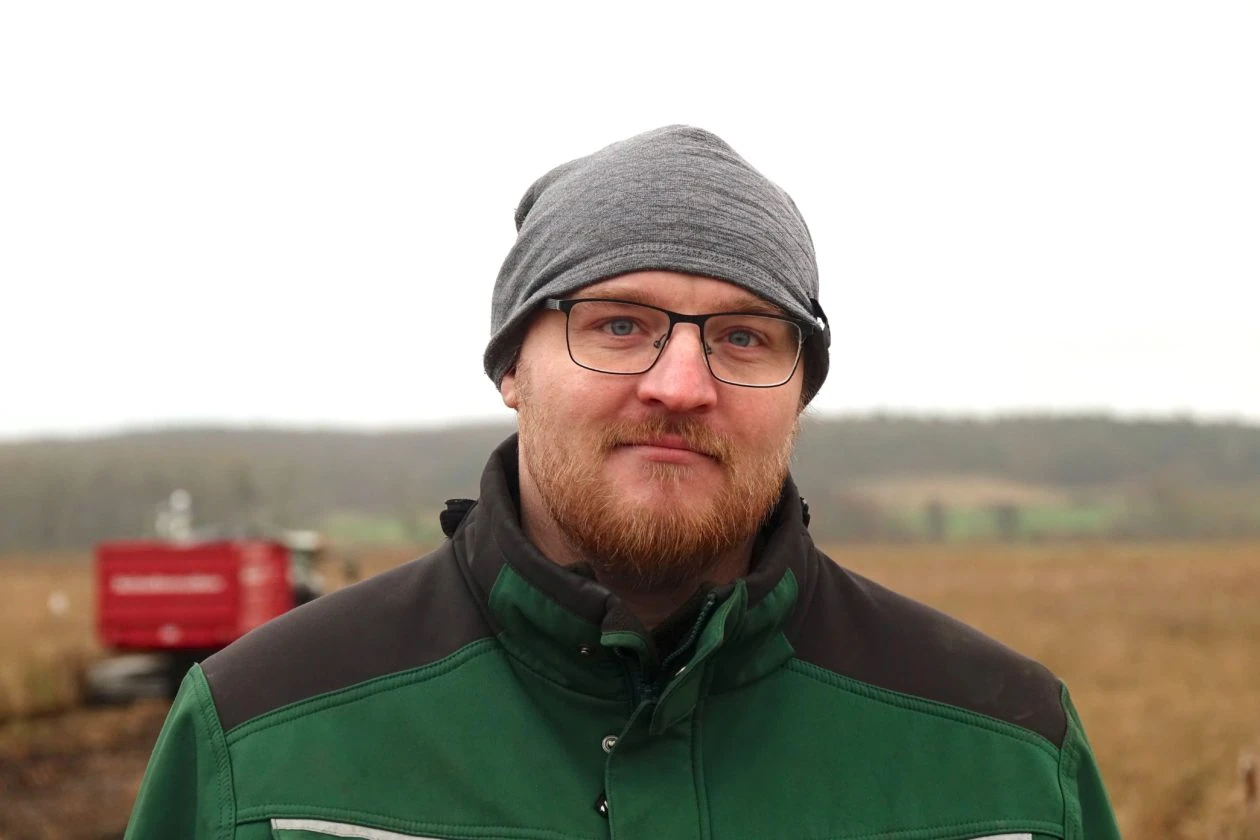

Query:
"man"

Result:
[[126, 126, 1120, 839]]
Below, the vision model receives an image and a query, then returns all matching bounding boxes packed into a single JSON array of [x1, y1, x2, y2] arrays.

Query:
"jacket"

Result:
[[125, 435, 1121, 840]]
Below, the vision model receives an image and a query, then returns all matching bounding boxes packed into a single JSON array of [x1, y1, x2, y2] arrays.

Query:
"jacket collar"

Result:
[[451, 435, 816, 719]]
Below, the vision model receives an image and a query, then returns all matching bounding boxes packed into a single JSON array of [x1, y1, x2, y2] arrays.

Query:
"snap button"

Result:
[[601, 735, 618, 753]]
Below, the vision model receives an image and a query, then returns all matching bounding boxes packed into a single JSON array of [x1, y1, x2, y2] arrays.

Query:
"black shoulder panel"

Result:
[[788, 551, 1067, 747], [201, 542, 494, 732]]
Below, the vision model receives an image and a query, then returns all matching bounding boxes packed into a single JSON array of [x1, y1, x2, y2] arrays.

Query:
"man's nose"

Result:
[[635, 324, 718, 412]]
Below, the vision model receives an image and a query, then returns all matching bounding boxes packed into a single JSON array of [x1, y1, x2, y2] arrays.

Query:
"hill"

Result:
[[3, 414, 1260, 550]]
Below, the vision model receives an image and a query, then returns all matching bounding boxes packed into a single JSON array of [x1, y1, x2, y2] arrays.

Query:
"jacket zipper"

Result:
[[616, 648, 644, 707], [658, 593, 718, 681], [616, 592, 719, 709]]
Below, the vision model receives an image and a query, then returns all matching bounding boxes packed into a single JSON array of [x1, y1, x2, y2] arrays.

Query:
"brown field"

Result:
[[2, 542, 1259, 839]]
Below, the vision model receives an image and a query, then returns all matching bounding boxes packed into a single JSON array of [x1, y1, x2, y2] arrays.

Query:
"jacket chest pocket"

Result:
[[270, 819, 444, 840]]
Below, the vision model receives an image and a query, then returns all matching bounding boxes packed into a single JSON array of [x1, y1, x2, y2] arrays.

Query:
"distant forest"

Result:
[[3, 414, 1260, 552]]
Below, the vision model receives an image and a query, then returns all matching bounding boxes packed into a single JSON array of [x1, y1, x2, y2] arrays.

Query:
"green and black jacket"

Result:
[[126, 437, 1120, 840]]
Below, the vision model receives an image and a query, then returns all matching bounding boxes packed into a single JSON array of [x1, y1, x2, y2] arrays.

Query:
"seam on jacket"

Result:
[[692, 666, 715, 840], [785, 659, 1060, 759], [451, 512, 509, 639], [487, 522, 609, 628], [781, 545, 823, 643], [238, 803, 602, 840], [492, 630, 628, 704], [810, 817, 1063, 840], [191, 664, 236, 840], [1057, 682, 1083, 840], [1057, 682, 1071, 840], [224, 638, 498, 744]]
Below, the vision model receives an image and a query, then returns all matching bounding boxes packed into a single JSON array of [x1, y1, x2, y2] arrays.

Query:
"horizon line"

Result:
[[4, 407, 1260, 445]]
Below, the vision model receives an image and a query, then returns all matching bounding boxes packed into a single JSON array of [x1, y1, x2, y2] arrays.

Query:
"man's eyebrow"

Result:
[[710, 296, 789, 317], [571, 286, 788, 317]]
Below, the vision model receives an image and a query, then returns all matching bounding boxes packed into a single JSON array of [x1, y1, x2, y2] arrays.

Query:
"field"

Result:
[[2, 543, 1259, 838]]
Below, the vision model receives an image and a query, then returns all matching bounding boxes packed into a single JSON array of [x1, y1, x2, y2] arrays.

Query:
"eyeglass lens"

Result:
[[564, 300, 802, 386]]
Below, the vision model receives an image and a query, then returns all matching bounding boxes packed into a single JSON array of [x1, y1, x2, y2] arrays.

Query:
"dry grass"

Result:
[[2, 542, 1259, 838], [0, 556, 99, 721]]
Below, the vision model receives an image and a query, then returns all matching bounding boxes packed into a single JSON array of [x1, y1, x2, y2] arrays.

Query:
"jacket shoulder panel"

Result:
[[201, 541, 494, 732], [789, 549, 1067, 746]]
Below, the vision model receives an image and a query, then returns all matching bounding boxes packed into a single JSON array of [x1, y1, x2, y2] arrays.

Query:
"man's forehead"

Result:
[[572, 273, 787, 316]]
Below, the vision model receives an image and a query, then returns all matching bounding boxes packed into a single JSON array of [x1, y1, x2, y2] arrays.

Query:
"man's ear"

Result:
[[499, 367, 520, 410]]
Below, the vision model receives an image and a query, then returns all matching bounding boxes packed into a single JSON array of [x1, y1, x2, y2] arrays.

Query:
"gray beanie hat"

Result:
[[484, 125, 830, 403]]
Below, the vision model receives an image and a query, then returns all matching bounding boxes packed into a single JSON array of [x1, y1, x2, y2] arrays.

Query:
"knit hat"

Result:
[[484, 125, 830, 403]]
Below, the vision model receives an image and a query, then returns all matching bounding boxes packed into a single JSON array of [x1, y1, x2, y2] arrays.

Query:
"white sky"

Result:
[[2, 2, 1257, 441]]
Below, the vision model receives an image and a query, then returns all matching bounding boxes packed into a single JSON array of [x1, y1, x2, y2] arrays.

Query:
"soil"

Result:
[[0, 701, 167, 840]]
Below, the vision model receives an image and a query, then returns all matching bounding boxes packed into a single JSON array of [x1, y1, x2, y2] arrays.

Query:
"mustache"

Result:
[[596, 416, 733, 464]]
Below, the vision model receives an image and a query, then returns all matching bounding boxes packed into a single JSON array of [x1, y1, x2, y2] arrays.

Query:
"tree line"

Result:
[[2, 414, 1259, 552]]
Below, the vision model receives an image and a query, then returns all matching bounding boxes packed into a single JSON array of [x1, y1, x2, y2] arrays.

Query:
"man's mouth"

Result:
[[618, 436, 718, 461], [598, 419, 731, 465]]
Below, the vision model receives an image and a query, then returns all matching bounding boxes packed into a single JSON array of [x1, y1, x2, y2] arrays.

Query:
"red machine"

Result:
[[90, 531, 325, 700], [97, 539, 294, 652]]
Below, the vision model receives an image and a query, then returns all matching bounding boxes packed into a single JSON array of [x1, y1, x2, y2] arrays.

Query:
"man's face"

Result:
[[500, 271, 804, 591]]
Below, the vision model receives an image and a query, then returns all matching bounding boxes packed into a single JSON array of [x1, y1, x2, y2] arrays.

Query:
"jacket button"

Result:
[[601, 735, 618, 753], [578, 644, 595, 656]]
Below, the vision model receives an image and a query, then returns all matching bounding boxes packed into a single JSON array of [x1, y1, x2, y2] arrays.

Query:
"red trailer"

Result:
[[90, 533, 325, 700], [96, 539, 296, 651]]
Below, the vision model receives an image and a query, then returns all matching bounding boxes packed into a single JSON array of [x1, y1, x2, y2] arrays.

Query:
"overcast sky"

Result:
[[2, 2, 1257, 441]]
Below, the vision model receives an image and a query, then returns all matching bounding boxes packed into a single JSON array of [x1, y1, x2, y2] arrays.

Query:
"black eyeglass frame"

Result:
[[543, 297, 819, 388]]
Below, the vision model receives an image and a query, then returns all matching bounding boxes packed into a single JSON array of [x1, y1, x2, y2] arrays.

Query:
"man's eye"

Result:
[[604, 318, 637, 336], [725, 329, 761, 348]]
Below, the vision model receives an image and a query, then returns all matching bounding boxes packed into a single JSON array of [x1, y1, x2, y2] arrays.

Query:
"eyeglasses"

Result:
[[544, 297, 809, 388]]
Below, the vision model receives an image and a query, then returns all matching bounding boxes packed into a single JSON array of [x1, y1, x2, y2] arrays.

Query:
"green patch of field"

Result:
[[1018, 504, 1121, 536], [894, 503, 1126, 541], [319, 513, 441, 546]]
